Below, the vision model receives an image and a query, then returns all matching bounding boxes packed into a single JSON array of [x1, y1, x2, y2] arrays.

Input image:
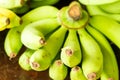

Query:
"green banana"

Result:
[[4, 27, 22, 59], [21, 18, 60, 50], [19, 49, 35, 71], [0, 0, 27, 9], [70, 66, 87, 80], [78, 0, 119, 5], [77, 28, 103, 80], [11, 3, 30, 14], [86, 5, 120, 22], [29, 26, 67, 71], [59, 1, 89, 29], [4, 5, 59, 58], [99, 1, 120, 14], [86, 25, 119, 80], [60, 29, 82, 68], [29, 0, 59, 8], [89, 15, 120, 48], [0, 14, 10, 31], [49, 59, 68, 80]]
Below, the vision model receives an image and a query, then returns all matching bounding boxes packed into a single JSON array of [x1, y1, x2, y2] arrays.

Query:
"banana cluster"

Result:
[[3, 1, 119, 80]]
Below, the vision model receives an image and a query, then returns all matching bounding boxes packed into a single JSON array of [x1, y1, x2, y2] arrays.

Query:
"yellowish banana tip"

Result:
[[31, 62, 40, 69], [87, 72, 97, 80], [9, 53, 17, 60], [55, 60, 63, 66], [108, 78, 113, 80]]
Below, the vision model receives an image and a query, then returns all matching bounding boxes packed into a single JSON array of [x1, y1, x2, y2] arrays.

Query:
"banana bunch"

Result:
[[86, 1, 120, 22], [3, 1, 119, 80], [0, 7, 21, 31]]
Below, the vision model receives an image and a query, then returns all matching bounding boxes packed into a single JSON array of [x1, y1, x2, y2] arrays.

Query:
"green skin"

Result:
[[19, 49, 35, 71], [29, 0, 59, 8], [60, 29, 82, 68], [29, 26, 67, 71], [99, 1, 120, 14], [86, 25, 119, 80], [70, 66, 87, 80], [21, 18, 60, 50], [86, 5, 120, 22], [0, 0, 26, 9], [78, 0, 118, 5], [4, 27, 22, 59], [49, 59, 68, 80], [89, 15, 120, 48], [77, 28, 103, 80], [4, 5, 59, 58]]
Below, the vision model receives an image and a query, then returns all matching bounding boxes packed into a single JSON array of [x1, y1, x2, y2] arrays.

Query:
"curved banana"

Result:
[[70, 66, 87, 80], [4, 27, 22, 59], [78, 0, 118, 5], [77, 28, 103, 80], [29, 0, 59, 8], [60, 29, 82, 68], [0, 0, 27, 9], [99, 1, 120, 14], [89, 15, 120, 48], [86, 5, 120, 22], [0, 7, 21, 29], [86, 25, 119, 80], [29, 26, 67, 71], [21, 18, 60, 50], [0, 14, 10, 31], [49, 59, 68, 80], [19, 49, 35, 71]]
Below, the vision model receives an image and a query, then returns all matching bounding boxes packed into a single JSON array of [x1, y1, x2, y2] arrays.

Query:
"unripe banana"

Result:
[[89, 15, 120, 48], [60, 29, 82, 68], [86, 5, 120, 22], [19, 5, 59, 31], [49, 59, 68, 80], [77, 28, 103, 80], [4, 27, 22, 59], [99, 1, 120, 14], [0, 7, 21, 29], [19, 49, 35, 71], [86, 25, 119, 80], [21, 18, 60, 50], [0, 0, 27, 9], [29, 26, 67, 71], [70, 66, 87, 80], [29, 0, 59, 8], [78, 0, 119, 5], [0, 14, 10, 31]]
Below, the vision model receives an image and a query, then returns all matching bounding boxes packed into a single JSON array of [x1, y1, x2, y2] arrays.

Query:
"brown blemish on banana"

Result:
[[6, 18, 10, 25], [39, 38, 46, 45], [9, 53, 17, 60], [108, 78, 113, 80], [87, 72, 97, 80], [55, 60, 63, 66], [68, 4, 81, 21], [73, 66, 80, 71], [31, 62, 40, 68], [65, 48, 73, 56]]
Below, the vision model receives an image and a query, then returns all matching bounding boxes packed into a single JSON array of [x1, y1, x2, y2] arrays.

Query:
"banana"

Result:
[[0, 7, 21, 29], [58, 1, 89, 29], [99, 1, 120, 14], [70, 66, 87, 80], [89, 15, 120, 48], [21, 18, 60, 50], [86, 5, 120, 22], [18, 48, 35, 71], [0, 14, 10, 31], [29, 0, 59, 8], [11, 3, 30, 14], [4, 27, 22, 59], [78, 0, 119, 5], [4, 5, 59, 58], [77, 28, 103, 80], [0, 0, 27, 9], [49, 59, 68, 80], [29, 26, 67, 71], [86, 25, 119, 80], [60, 29, 82, 68]]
